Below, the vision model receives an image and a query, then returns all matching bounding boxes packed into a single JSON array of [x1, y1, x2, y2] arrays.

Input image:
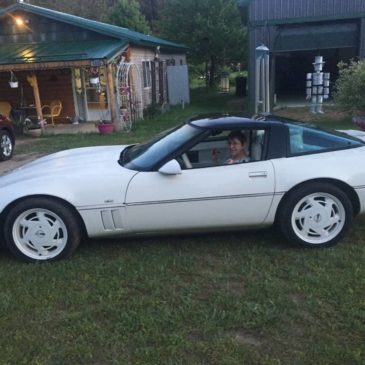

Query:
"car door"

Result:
[[124, 160, 275, 232]]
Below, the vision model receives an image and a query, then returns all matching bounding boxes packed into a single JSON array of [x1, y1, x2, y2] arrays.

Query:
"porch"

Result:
[[41, 122, 99, 135], [0, 65, 115, 126]]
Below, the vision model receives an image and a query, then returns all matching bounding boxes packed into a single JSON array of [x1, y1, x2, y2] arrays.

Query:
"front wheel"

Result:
[[4, 197, 82, 262], [0, 130, 14, 161], [278, 183, 353, 247]]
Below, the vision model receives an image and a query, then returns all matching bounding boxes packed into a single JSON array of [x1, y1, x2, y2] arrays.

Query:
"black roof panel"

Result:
[[187, 113, 277, 129]]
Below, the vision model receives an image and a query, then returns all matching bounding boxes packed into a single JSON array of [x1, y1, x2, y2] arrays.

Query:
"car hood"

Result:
[[0, 145, 129, 186]]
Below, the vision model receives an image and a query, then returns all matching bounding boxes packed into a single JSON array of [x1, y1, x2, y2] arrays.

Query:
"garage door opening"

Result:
[[274, 47, 357, 105]]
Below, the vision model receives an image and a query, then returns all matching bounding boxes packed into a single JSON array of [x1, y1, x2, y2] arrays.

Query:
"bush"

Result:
[[144, 103, 161, 119], [334, 60, 365, 114]]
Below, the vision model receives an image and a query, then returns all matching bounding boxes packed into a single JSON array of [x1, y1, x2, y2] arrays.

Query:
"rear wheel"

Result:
[[0, 130, 13, 161], [278, 183, 353, 247], [4, 197, 82, 262]]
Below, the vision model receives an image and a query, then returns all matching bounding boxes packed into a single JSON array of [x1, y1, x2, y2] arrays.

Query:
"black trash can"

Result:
[[235, 76, 247, 97]]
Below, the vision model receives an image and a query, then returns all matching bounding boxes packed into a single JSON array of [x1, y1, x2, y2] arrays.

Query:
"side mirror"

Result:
[[158, 159, 182, 175]]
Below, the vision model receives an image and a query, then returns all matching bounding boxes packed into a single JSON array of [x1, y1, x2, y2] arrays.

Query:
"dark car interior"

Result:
[[181, 128, 266, 169]]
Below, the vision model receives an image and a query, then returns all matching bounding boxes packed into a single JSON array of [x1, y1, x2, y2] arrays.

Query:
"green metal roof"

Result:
[[0, 40, 128, 65], [274, 22, 358, 52], [0, 2, 186, 51], [250, 12, 365, 27]]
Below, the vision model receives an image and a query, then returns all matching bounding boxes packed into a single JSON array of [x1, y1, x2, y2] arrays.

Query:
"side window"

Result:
[[288, 124, 360, 155], [251, 129, 265, 161], [289, 125, 305, 154], [178, 128, 266, 169], [142, 61, 152, 88]]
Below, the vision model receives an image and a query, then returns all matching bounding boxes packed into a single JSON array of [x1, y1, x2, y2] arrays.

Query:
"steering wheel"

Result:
[[182, 153, 192, 169]]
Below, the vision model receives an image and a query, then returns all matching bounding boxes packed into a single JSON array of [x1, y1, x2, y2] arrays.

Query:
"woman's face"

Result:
[[228, 137, 244, 158]]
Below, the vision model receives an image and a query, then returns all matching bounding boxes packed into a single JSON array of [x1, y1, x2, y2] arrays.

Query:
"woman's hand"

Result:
[[211, 148, 220, 165]]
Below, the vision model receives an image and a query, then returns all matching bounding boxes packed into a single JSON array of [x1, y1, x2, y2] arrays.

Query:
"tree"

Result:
[[0, 0, 155, 29], [160, 0, 247, 87], [138, 0, 164, 29], [2, 0, 116, 22], [104, 0, 151, 34], [334, 60, 365, 114]]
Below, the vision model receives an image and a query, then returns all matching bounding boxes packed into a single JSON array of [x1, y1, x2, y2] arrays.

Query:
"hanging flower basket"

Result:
[[89, 76, 99, 85], [9, 71, 18, 88], [88, 67, 100, 85]]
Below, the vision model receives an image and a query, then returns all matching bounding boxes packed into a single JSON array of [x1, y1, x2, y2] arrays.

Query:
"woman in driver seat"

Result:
[[225, 131, 250, 164]]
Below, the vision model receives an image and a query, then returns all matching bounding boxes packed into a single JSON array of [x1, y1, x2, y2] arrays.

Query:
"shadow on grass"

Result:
[[78, 226, 291, 257]]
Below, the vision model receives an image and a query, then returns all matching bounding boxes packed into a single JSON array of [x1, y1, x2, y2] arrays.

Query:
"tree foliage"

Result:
[[103, 0, 151, 33], [22, 0, 151, 32], [160, 0, 247, 86], [12, 0, 114, 21], [139, 0, 165, 25], [334, 60, 365, 114]]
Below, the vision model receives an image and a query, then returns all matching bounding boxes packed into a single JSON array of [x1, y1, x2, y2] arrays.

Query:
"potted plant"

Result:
[[96, 120, 114, 135], [89, 67, 100, 85], [9, 71, 18, 88]]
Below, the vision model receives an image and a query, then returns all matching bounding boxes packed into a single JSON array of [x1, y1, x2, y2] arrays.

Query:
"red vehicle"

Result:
[[0, 114, 15, 161]]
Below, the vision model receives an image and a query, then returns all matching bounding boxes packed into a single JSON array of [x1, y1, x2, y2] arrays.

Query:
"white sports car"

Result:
[[1, 113, 365, 262]]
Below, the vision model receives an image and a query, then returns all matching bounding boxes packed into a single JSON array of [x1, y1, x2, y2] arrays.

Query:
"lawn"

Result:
[[1, 90, 364, 365]]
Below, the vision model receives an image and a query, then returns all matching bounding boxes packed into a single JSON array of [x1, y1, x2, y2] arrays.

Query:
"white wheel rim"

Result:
[[291, 192, 346, 244], [12, 208, 68, 260], [1, 134, 12, 157]]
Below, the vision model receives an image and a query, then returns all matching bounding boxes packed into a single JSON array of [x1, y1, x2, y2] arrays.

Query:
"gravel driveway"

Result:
[[0, 152, 45, 175], [0, 138, 46, 175]]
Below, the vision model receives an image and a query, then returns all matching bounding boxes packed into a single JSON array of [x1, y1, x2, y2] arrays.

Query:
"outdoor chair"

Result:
[[41, 99, 62, 126], [0, 101, 11, 118]]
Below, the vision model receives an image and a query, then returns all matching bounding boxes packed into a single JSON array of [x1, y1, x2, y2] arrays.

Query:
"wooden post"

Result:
[[26, 74, 44, 131], [106, 63, 117, 129]]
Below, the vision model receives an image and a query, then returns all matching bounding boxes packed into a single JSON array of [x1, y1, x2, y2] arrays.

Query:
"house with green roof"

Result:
[[0, 1, 188, 128]]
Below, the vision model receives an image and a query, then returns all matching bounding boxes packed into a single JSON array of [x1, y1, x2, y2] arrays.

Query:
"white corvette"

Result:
[[1, 113, 365, 262]]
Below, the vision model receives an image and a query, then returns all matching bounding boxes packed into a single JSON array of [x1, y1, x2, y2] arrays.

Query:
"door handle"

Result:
[[249, 171, 268, 178]]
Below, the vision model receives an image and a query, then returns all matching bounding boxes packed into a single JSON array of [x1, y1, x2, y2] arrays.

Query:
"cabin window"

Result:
[[142, 60, 152, 88]]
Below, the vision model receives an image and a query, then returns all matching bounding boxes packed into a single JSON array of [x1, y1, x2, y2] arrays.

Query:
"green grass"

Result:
[[1, 89, 364, 365]]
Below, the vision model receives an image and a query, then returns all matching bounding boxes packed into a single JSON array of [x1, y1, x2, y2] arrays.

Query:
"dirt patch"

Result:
[[0, 138, 46, 175], [0, 152, 45, 175], [226, 278, 245, 296], [231, 330, 262, 347]]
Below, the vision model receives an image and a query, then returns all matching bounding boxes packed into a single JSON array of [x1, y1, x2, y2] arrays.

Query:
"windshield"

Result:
[[123, 124, 204, 171]]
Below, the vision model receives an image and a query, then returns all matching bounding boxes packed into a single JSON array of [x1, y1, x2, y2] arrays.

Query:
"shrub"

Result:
[[334, 60, 365, 114]]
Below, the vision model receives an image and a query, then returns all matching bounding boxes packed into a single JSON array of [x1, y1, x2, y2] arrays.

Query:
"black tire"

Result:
[[0, 130, 14, 161], [4, 197, 82, 262], [277, 182, 353, 248]]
